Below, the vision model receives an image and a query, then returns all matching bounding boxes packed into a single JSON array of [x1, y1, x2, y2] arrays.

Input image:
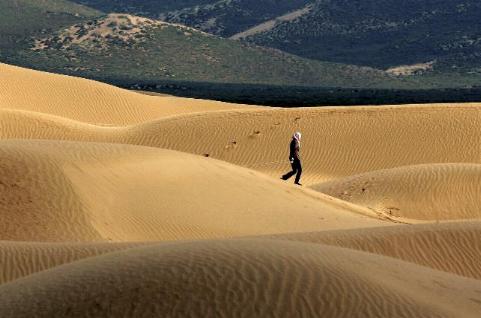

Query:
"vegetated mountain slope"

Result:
[[242, 0, 481, 74], [101, 0, 481, 87], [71, 0, 216, 15], [160, 0, 312, 37], [4, 0, 481, 91], [70, 0, 312, 37], [11, 14, 410, 88], [0, 0, 100, 52]]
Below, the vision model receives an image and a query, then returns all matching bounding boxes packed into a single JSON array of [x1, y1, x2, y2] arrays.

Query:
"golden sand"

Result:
[[1, 63, 480, 317], [0, 63, 255, 125]]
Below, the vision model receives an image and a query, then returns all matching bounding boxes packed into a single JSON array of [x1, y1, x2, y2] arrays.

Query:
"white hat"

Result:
[[293, 132, 302, 141]]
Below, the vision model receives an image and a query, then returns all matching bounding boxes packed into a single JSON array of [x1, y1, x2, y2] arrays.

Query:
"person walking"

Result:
[[281, 132, 302, 186]]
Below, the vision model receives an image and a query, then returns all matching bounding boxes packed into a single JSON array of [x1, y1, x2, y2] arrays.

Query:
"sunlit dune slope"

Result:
[[1, 64, 480, 317], [3, 221, 481, 286], [0, 139, 383, 242], [1, 104, 479, 186], [271, 221, 481, 280], [0, 241, 146, 285], [1, 239, 480, 318], [0, 63, 254, 125], [125, 105, 481, 186], [311, 163, 481, 220]]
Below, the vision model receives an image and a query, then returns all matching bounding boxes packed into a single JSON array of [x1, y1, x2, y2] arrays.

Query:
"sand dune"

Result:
[[1, 104, 480, 186], [1, 63, 480, 316], [2, 221, 481, 300], [0, 139, 383, 242], [311, 163, 481, 220], [0, 241, 146, 285], [271, 221, 481, 280], [1, 63, 479, 187], [127, 105, 481, 186], [0, 63, 254, 125], [1, 239, 481, 318], [3, 221, 480, 286]]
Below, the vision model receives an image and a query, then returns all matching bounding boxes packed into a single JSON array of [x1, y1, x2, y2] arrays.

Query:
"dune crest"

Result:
[[311, 163, 481, 220], [0, 139, 383, 243], [271, 221, 481, 280], [0, 63, 254, 125], [1, 239, 481, 318], [1, 63, 480, 316], [2, 221, 481, 288], [1, 103, 480, 186], [0, 241, 145, 285]]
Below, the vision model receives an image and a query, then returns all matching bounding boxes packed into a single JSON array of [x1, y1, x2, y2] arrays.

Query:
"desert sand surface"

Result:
[[313, 163, 481, 220], [1, 63, 480, 317], [0, 241, 146, 285], [0, 63, 255, 125], [2, 240, 481, 318], [0, 139, 382, 243], [2, 103, 480, 186], [1, 87, 479, 187], [271, 221, 481, 280]]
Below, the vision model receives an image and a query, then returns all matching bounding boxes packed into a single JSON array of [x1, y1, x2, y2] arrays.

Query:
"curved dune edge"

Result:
[[270, 221, 481, 280], [0, 63, 256, 125], [2, 221, 481, 285], [1, 239, 480, 318], [1, 103, 480, 186], [310, 163, 481, 220], [0, 139, 385, 243], [0, 241, 148, 285], [2, 63, 480, 318]]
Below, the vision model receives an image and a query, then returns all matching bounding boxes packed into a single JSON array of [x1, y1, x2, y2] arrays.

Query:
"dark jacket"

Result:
[[289, 138, 300, 161]]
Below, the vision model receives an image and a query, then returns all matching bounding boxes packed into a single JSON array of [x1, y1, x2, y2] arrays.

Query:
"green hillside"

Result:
[[2, 0, 480, 98], [243, 0, 481, 74], [70, 0, 311, 37], [18, 0, 480, 88], [0, 0, 101, 53], [71, 0, 215, 14], [126, 0, 481, 83], [8, 14, 414, 89], [159, 0, 312, 37]]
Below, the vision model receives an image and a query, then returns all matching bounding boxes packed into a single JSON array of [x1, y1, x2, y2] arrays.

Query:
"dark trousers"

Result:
[[282, 159, 302, 184]]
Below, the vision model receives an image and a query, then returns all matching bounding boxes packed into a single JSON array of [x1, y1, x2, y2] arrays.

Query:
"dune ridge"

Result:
[[0, 139, 383, 243], [0, 63, 255, 125], [1, 239, 481, 318], [2, 221, 481, 286], [2, 64, 479, 189], [271, 221, 481, 280], [311, 163, 481, 220], [1, 104, 479, 187], [0, 241, 146, 285], [1, 62, 480, 317]]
